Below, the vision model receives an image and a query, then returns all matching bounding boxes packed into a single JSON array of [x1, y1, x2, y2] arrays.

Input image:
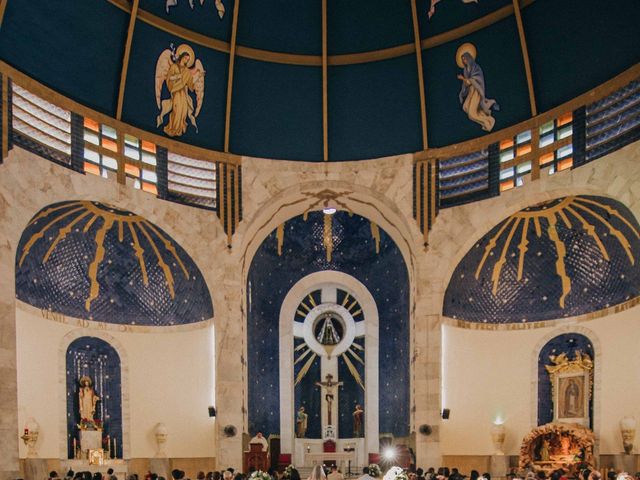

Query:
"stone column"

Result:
[[215, 276, 245, 470], [0, 152, 21, 479]]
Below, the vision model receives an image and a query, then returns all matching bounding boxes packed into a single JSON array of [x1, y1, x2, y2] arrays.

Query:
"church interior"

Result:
[[0, 1, 639, 480]]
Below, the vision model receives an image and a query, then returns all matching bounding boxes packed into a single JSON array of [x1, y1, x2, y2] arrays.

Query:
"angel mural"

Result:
[[165, 0, 225, 19], [155, 44, 206, 138], [428, 0, 478, 19], [456, 43, 500, 132]]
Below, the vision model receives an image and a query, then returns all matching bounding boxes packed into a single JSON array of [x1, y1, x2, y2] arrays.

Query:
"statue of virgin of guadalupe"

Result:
[[78, 376, 100, 423]]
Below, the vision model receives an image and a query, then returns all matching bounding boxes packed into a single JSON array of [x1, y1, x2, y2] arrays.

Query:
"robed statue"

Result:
[[79, 376, 100, 423], [296, 406, 308, 438], [353, 404, 364, 437]]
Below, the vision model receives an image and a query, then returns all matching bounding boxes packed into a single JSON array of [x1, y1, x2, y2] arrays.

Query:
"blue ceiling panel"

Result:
[[328, 54, 423, 161], [443, 196, 640, 324], [139, 0, 235, 42], [327, 0, 413, 55], [0, 0, 128, 115], [121, 20, 229, 151], [416, 0, 511, 39], [424, 15, 530, 148], [230, 58, 323, 161], [523, 0, 640, 113], [237, 0, 322, 55]]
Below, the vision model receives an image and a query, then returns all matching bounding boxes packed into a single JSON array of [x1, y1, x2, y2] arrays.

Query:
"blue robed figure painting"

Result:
[[456, 43, 500, 132]]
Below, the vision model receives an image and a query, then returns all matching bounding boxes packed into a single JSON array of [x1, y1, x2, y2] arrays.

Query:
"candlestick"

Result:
[[73, 437, 77, 456], [113, 437, 117, 459]]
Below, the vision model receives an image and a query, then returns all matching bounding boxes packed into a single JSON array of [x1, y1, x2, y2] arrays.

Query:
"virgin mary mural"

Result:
[[456, 43, 500, 132]]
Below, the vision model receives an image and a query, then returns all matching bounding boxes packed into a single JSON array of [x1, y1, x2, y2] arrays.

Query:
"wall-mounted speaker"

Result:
[[223, 425, 237, 437], [442, 408, 450, 420], [419, 424, 432, 436], [208, 406, 216, 417]]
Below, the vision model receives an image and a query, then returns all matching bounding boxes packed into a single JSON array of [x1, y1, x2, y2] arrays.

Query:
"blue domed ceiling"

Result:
[[0, 0, 638, 160], [444, 195, 640, 324], [16, 201, 213, 326]]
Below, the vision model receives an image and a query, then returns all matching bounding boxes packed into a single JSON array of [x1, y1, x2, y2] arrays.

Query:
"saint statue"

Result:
[[296, 406, 308, 438], [78, 376, 100, 423], [353, 404, 364, 438], [456, 43, 499, 132], [315, 374, 343, 425], [539, 437, 550, 461]]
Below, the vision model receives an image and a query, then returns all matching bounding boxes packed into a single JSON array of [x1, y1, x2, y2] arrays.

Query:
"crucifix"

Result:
[[315, 373, 343, 425]]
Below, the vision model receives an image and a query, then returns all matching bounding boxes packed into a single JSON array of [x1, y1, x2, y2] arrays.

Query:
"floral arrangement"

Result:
[[250, 471, 271, 480], [383, 467, 407, 480], [283, 465, 296, 479], [369, 465, 382, 478]]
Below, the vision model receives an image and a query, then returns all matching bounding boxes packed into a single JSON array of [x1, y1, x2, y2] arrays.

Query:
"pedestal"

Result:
[[491, 455, 509, 480], [80, 430, 103, 455], [611, 454, 638, 474], [24, 458, 47, 480], [150, 458, 170, 480]]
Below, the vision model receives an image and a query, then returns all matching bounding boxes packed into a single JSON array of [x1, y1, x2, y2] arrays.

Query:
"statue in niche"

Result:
[[296, 406, 308, 438], [353, 404, 364, 437], [539, 437, 550, 461], [456, 43, 499, 132], [78, 376, 100, 427]]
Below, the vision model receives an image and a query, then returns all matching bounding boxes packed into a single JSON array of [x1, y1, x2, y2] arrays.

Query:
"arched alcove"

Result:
[[65, 336, 122, 459], [246, 210, 410, 458]]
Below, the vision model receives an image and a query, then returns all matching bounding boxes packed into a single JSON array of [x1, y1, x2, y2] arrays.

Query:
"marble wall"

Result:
[[0, 136, 639, 477]]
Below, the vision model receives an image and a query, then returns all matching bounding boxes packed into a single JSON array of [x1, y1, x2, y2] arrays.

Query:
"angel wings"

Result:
[[155, 44, 206, 137], [165, 0, 225, 19]]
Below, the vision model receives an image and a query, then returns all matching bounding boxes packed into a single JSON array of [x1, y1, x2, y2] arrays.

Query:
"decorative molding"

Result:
[[443, 295, 640, 331], [116, 0, 139, 121], [512, 0, 537, 116], [410, 0, 428, 150], [224, 0, 240, 153], [18, 300, 213, 334]]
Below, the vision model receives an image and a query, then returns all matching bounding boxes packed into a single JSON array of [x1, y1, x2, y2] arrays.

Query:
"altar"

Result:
[[294, 438, 365, 470]]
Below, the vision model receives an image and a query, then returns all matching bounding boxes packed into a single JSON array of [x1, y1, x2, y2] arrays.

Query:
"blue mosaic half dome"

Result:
[[443, 195, 640, 324], [16, 201, 213, 326]]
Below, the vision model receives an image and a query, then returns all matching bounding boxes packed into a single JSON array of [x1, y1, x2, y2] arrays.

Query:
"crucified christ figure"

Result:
[[315, 373, 343, 425]]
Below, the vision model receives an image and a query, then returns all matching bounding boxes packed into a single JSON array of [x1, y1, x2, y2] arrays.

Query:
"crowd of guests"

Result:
[[46, 469, 118, 480], [42, 466, 640, 480]]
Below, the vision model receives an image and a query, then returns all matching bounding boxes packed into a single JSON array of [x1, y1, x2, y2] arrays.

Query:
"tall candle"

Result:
[[73, 438, 77, 454], [113, 437, 117, 458]]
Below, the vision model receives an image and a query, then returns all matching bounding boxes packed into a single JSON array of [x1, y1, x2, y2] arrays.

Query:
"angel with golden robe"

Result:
[[155, 44, 205, 137]]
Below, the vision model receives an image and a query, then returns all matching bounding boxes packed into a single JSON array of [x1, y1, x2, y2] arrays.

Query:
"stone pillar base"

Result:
[[490, 455, 509, 480], [24, 459, 47, 480], [150, 458, 170, 479], [611, 454, 638, 474]]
